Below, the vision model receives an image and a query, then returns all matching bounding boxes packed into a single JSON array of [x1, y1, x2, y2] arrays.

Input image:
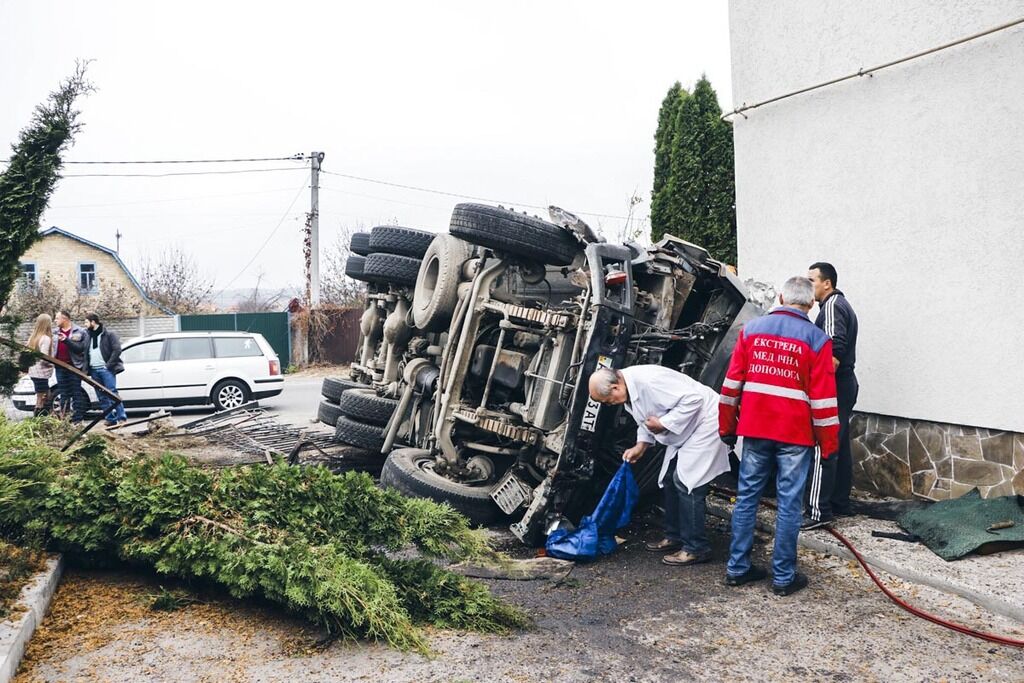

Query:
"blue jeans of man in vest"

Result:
[[89, 367, 127, 423], [727, 438, 813, 587]]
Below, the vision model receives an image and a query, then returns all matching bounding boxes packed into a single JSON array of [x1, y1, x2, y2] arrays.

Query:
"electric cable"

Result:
[[212, 174, 310, 297], [62, 167, 306, 178], [63, 155, 306, 165]]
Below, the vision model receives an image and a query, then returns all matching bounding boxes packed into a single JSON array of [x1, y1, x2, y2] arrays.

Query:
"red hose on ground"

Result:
[[709, 486, 1024, 648]]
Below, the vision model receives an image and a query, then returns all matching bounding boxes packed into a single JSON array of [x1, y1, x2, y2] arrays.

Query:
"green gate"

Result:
[[179, 312, 291, 363]]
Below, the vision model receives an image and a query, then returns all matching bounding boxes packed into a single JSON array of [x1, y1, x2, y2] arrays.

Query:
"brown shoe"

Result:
[[645, 538, 683, 552], [662, 549, 712, 566]]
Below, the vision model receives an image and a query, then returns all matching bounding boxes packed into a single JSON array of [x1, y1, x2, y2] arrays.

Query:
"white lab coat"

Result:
[[620, 365, 730, 491]]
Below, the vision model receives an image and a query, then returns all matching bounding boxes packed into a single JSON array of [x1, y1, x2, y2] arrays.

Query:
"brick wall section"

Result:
[[19, 233, 161, 315], [12, 316, 178, 345], [851, 412, 1024, 501]]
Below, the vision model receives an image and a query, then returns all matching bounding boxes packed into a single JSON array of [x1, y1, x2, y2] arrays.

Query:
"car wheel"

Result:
[[362, 252, 421, 287], [212, 379, 250, 411], [368, 225, 436, 259], [337, 388, 398, 427], [380, 449, 502, 526], [317, 399, 344, 427], [449, 203, 579, 266], [334, 415, 387, 452], [350, 231, 372, 256], [321, 376, 365, 403], [412, 234, 473, 331]]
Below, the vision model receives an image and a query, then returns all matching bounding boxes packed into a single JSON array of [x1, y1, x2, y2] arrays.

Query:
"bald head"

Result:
[[588, 368, 628, 405]]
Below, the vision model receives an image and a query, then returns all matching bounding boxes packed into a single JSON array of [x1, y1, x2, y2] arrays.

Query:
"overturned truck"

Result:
[[329, 204, 759, 545]]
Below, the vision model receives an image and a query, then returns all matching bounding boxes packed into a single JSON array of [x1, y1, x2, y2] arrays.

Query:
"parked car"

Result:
[[322, 202, 761, 545], [11, 331, 283, 413]]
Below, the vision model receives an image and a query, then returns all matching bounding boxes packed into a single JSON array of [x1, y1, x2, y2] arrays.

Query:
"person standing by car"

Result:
[[52, 310, 88, 423], [589, 365, 730, 567], [803, 262, 860, 529], [26, 313, 54, 417], [719, 276, 839, 596], [84, 313, 127, 426]]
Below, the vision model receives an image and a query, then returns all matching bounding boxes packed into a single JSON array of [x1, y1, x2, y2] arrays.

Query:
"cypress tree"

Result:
[[650, 83, 687, 238], [652, 76, 736, 264]]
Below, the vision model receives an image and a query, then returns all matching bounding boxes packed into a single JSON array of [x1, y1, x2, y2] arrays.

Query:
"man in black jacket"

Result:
[[84, 313, 127, 426], [803, 262, 859, 528]]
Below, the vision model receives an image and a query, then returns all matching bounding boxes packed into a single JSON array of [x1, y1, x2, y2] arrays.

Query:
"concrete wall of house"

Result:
[[20, 233, 161, 315], [13, 315, 179, 345], [728, 1, 1024, 497]]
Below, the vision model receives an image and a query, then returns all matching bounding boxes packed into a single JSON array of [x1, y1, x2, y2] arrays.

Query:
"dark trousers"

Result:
[[662, 459, 711, 555], [806, 376, 859, 521], [55, 367, 87, 422]]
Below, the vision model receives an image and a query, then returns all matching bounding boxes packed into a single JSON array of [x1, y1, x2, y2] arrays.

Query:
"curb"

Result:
[[704, 498, 1024, 624], [0, 555, 64, 683]]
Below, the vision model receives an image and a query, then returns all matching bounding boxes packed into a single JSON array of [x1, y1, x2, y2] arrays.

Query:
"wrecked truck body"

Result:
[[366, 203, 759, 545]]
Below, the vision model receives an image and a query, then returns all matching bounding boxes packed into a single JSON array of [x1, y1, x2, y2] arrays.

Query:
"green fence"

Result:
[[179, 312, 291, 363]]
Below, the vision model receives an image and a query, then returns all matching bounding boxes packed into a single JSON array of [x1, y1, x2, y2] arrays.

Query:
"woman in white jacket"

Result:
[[26, 314, 54, 417]]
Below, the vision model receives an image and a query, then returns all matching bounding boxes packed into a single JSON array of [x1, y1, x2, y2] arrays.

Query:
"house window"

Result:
[[78, 262, 97, 293], [20, 262, 37, 285]]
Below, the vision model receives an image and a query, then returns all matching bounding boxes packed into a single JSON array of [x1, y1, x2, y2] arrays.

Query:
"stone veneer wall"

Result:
[[850, 413, 1023, 501]]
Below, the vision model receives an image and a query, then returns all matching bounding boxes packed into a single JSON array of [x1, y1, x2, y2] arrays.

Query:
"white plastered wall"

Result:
[[727, 0, 1024, 432]]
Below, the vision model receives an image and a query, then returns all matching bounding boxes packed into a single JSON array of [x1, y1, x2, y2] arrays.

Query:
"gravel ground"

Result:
[[15, 514, 1024, 683]]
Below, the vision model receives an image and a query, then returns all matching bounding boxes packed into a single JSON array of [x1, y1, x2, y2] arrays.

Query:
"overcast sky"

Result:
[[0, 1, 732, 293]]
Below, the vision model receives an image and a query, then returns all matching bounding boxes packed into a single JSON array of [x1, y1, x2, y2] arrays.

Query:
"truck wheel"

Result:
[[350, 232, 372, 256], [368, 225, 436, 259], [412, 234, 473, 331], [380, 448, 501, 526], [363, 253, 421, 287], [321, 376, 364, 403], [337, 388, 398, 427], [449, 203, 578, 266], [317, 399, 344, 427], [345, 255, 369, 281], [334, 415, 387, 451]]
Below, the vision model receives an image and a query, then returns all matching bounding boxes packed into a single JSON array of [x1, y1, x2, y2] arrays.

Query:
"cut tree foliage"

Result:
[[0, 418, 528, 652]]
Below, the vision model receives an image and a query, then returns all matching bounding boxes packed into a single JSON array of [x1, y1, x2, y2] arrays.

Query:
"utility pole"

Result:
[[115, 229, 122, 254], [309, 151, 325, 307]]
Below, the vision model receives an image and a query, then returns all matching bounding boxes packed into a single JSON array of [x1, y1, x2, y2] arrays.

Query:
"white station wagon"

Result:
[[12, 331, 284, 413]]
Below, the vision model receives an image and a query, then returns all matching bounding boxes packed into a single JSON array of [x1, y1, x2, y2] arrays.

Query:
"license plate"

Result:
[[579, 355, 612, 432]]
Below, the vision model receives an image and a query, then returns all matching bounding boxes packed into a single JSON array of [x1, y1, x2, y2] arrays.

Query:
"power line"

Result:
[[62, 155, 307, 165], [213, 174, 310, 296], [62, 167, 306, 178], [319, 169, 632, 220], [724, 15, 1024, 119]]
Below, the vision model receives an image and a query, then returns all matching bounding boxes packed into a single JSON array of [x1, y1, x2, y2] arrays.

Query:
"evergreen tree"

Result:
[[650, 83, 687, 236], [651, 76, 736, 264]]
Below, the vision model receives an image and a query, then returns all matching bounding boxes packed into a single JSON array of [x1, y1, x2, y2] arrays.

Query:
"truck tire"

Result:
[[350, 232, 372, 256], [363, 252, 420, 287], [345, 255, 369, 281], [321, 376, 364, 403], [317, 399, 344, 427], [412, 234, 473, 331], [337, 388, 398, 427], [368, 225, 436, 259], [334, 415, 387, 452], [449, 203, 578, 266], [379, 448, 501, 526]]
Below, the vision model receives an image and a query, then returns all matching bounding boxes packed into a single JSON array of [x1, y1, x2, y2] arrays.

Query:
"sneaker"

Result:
[[645, 538, 683, 553], [104, 420, 118, 428], [662, 549, 712, 566], [725, 565, 767, 586], [800, 517, 834, 531], [772, 573, 809, 596]]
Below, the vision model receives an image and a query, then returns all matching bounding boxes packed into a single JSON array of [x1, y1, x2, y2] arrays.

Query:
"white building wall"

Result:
[[728, 0, 1024, 432]]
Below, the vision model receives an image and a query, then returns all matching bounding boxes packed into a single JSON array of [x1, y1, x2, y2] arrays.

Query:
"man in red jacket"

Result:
[[719, 276, 839, 596]]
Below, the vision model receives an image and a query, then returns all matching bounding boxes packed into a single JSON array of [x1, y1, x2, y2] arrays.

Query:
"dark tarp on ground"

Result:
[[898, 490, 1024, 561]]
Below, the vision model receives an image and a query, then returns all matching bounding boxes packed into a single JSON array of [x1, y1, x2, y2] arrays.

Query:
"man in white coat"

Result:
[[589, 365, 730, 566]]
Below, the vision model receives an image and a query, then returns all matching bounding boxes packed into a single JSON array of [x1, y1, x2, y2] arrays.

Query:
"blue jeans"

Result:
[[662, 459, 711, 555], [727, 438, 813, 586], [55, 367, 86, 422], [89, 367, 126, 423]]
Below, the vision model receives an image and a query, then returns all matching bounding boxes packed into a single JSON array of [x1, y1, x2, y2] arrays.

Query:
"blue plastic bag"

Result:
[[545, 462, 639, 561]]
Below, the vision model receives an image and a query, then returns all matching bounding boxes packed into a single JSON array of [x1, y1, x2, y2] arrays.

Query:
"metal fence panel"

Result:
[[179, 312, 290, 362]]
